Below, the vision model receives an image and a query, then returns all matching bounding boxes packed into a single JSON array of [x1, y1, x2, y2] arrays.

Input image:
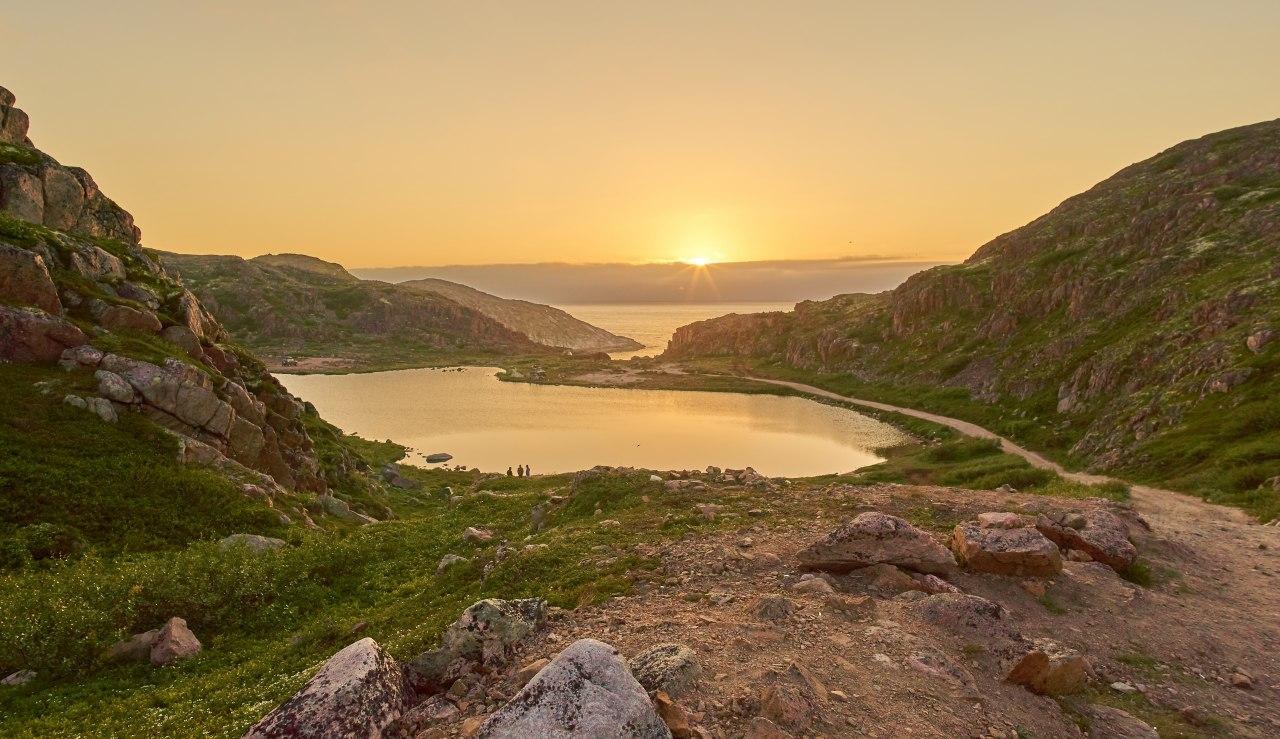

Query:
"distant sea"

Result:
[[560, 302, 793, 359]]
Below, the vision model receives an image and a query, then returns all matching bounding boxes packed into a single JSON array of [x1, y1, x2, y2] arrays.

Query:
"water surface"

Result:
[[281, 367, 906, 477], [561, 302, 793, 359]]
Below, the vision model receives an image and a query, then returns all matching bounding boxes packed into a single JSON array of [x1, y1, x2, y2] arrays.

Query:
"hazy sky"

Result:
[[6, 2, 1279, 267]]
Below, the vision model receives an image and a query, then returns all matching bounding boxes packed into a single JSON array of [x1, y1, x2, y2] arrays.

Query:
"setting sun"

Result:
[[683, 256, 713, 267]]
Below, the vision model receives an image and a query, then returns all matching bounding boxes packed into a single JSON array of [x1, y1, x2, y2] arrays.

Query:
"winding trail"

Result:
[[749, 376, 1253, 524]]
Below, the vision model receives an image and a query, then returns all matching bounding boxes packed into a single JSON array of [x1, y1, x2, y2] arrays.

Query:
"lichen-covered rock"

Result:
[[96, 303, 162, 334], [628, 643, 701, 697], [1036, 509, 1137, 571], [0, 243, 61, 314], [906, 593, 1021, 643], [950, 522, 1063, 577], [477, 638, 671, 739], [95, 369, 137, 403], [406, 598, 546, 691], [797, 512, 957, 575], [244, 638, 405, 739]]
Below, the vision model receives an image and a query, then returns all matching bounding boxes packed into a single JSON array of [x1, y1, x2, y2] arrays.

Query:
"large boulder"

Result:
[[96, 303, 162, 334], [0, 305, 87, 362], [950, 522, 1063, 577], [244, 638, 406, 739], [0, 101, 30, 145], [0, 243, 61, 314], [628, 643, 701, 697], [406, 598, 546, 691], [477, 638, 671, 739], [796, 512, 957, 575], [1036, 509, 1137, 571], [0, 166, 42, 223]]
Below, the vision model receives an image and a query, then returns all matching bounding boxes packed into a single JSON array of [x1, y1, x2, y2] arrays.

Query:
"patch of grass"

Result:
[[1119, 559, 1154, 587], [0, 364, 284, 569]]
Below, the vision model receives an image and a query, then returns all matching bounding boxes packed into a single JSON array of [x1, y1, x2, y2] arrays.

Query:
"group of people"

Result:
[[507, 464, 532, 477]]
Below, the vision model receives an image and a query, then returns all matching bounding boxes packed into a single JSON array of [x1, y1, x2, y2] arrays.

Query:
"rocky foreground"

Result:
[[241, 470, 1280, 738]]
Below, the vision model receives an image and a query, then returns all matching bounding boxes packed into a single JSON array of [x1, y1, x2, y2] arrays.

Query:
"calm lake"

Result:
[[560, 302, 793, 358], [280, 367, 906, 477]]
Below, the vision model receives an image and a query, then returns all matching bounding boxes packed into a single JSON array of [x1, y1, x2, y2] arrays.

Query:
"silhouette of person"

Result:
[[524, 464, 531, 477], [517, 465, 525, 478], [506, 466, 513, 477]]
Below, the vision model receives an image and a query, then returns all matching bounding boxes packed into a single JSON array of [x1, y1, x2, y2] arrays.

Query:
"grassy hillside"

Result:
[[665, 120, 1280, 521]]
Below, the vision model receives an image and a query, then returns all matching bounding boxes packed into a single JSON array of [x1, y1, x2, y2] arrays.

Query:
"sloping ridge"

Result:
[[664, 119, 1280, 515], [161, 251, 553, 362], [401, 277, 642, 352]]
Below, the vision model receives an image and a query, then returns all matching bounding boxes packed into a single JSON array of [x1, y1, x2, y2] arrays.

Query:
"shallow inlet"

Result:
[[279, 367, 907, 477]]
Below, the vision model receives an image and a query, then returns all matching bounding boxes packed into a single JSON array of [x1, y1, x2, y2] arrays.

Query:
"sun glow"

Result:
[[682, 256, 714, 267]]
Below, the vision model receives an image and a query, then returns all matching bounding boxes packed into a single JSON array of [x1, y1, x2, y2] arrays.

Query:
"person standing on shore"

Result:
[[524, 464, 532, 477], [506, 466, 513, 477]]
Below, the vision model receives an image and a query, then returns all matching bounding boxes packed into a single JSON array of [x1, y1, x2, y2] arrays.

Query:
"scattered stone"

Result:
[[977, 512, 1032, 529], [790, 577, 835, 596], [1020, 579, 1048, 597], [797, 512, 957, 574], [754, 595, 797, 621], [424, 453, 453, 463], [858, 562, 923, 594], [244, 638, 405, 738], [629, 643, 702, 697], [513, 657, 550, 687], [654, 691, 693, 738], [1230, 671, 1253, 689], [463, 526, 494, 543], [1, 670, 35, 686], [906, 593, 1014, 638], [437, 553, 468, 575], [1005, 643, 1089, 695], [218, 533, 287, 553], [1110, 681, 1137, 694], [95, 369, 136, 403], [318, 494, 377, 525], [477, 638, 671, 738], [744, 716, 793, 739], [950, 522, 1063, 577], [757, 682, 813, 732]]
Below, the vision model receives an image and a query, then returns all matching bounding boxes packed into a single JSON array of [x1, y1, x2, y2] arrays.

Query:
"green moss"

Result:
[[0, 142, 40, 167]]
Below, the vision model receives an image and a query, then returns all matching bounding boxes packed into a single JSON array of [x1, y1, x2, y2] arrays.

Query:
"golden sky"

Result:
[[6, 2, 1280, 267]]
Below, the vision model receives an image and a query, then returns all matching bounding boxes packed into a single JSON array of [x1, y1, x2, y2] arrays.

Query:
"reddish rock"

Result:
[[1006, 645, 1089, 695], [0, 305, 87, 362], [98, 303, 162, 334], [1036, 509, 1137, 571], [951, 522, 1063, 577], [797, 512, 957, 575], [150, 617, 202, 666], [0, 243, 61, 314]]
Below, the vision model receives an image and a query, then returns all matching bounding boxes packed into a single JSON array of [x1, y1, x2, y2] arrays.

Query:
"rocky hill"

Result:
[[665, 119, 1280, 518], [160, 252, 553, 370], [401, 277, 642, 353], [0, 85, 394, 561]]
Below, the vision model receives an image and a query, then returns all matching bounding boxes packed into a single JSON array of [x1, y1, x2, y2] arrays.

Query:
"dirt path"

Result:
[[749, 377, 1255, 526]]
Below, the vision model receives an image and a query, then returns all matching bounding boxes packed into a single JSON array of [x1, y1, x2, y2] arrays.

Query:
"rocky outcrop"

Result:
[[476, 638, 671, 739], [1005, 642, 1089, 695], [1035, 509, 1137, 571], [950, 522, 1063, 577], [243, 638, 406, 739], [218, 534, 288, 553], [0, 85, 343, 496], [796, 512, 957, 575]]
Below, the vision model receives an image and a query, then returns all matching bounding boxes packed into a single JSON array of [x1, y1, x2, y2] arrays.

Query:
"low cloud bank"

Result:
[[352, 258, 948, 304]]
